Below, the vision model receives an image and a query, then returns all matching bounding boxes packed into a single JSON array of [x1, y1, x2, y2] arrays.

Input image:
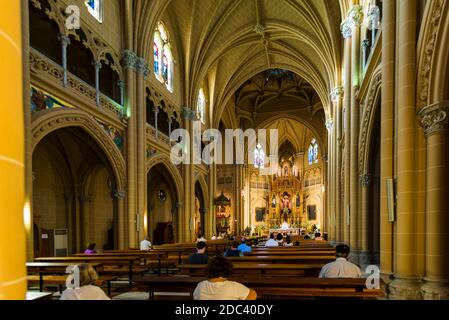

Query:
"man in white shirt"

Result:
[[265, 233, 279, 247], [319, 244, 361, 278], [140, 236, 152, 250]]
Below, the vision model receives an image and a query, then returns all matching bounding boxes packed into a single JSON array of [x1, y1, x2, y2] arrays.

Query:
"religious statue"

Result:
[[281, 192, 292, 211]]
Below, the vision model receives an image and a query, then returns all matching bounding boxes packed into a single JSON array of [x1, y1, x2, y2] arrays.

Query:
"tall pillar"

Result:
[[121, 50, 137, 248], [325, 118, 334, 241], [0, 0, 26, 299], [389, 0, 421, 299], [136, 58, 149, 242], [331, 87, 344, 243], [380, 0, 395, 279], [360, 174, 372, 267], [209, 163, 217, 237], [22, 0, 33, 260], [114, 190, 126, 250], [182, 108, 195, 243], [348, 4, 363, 261], [341, 18, 352, 244], [419, 102, 449, 299]]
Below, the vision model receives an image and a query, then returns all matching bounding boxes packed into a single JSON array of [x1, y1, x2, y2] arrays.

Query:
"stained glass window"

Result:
[[153, 43, 159, 74], [197, 88, 206, 123], [85, 0, 103, 23], [254, 144, 265, 169], [308, 139, 319, 165], [154, 22, 173, 92]]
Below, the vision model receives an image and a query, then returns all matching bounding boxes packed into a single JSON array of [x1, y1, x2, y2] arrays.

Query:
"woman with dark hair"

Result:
[[84, 242, 96, 254], [193, 256, 257, 300]]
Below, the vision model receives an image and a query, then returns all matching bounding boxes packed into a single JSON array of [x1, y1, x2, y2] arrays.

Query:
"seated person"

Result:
[[283, 238, 293, 247], [224, 241, 243, 257], [265, 233, 279, 247], [304, 234, 311, 240], [211, 234, 217, 240], [193, 256, 257, 300], [237, 239, 252, 253], [140, 236, 152, 250], [84, 242, 96, 254], [188, 241, 209, 264], [319, 244, 362, 278], [60, 264, 110, 300], [276, 233, 284, 245], [196, 234, 207, 243], [314, 232, 323, 241]]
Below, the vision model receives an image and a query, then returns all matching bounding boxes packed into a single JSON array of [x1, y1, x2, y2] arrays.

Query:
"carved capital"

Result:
[[367, 5, 381, 31], [58, 34, 71, 47], [113, 190, 126, 199], [418, 102, 449, 137], [121, 50, 138, 70], [136, 57, 150, 78], [361, 39, 371, 50], [181, 107, 196, 120], [348, 4, 364, 28], [330, 86, 344, 102], [340, 19, 353, 39], [359, 174, 372, 188], [326, 118, 334, 131]]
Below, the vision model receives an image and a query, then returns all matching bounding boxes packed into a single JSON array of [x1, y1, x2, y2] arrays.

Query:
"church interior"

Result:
[[1, 0, 449, 301]]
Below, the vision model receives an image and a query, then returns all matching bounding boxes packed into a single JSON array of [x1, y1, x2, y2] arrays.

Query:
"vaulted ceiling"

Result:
[[136, 0, 346, 127]]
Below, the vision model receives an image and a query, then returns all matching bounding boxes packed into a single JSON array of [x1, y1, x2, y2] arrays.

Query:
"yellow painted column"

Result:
[[0, 0, 26, 300], [380, 0, 395, 278], [341, 18, 352, 245], [419, 102, 449, 299], [389, 0, 421, 299]]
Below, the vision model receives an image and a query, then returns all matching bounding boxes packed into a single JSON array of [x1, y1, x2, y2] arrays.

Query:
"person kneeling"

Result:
[[193, 256, 257, 300]]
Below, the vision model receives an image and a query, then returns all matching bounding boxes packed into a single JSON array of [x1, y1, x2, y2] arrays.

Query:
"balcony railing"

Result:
[[30, 48, 125, 120]]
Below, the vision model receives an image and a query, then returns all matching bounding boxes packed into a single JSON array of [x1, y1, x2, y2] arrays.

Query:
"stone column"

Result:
[[0, 0, 26, 298], [325, 118, 334, 241], [182, 108, 195, 242], [208, 164, 217, 237], [121, 50, 137, 248], [419, 102, 449, 299], [59, 34, 70, 88], [332, 87, 344, 243], [360, 173, 372, 267], [389, 0, 421, 299], [341, 18, 352, 244], [348, 4, 363, 260], [113, 190, 126, 249], [136, 58, 149, 243], [22, 0, 34, 260], [93, 60, 102, 106], [380, 0, 395, 279]]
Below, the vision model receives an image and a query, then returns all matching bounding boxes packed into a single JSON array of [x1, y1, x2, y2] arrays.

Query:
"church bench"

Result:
[[34, 257, 144, 284], [178, 263, 323, 277], [132, 276, 384, 300], [245, 250, 335, 256], [226, 255, 335, 264]]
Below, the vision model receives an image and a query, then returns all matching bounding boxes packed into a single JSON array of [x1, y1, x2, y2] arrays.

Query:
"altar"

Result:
[[269, 227, 301, 236]]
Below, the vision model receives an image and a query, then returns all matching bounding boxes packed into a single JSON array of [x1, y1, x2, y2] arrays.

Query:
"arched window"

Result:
[[197, 88, 206, 123], [308, 139, 319, 165], [153, 22, 174, 92], [254, 144, 265, 169], [85, 0, 103, 23]]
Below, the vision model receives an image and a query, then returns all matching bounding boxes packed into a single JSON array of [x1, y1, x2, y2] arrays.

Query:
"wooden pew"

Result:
[[226, 255, 335, 264], [26, 262, 115, 294], [178, 263, 323, 277], [34, 256, 143, 285], [132, 276, 384, 300], [245, 250, 335, 256]]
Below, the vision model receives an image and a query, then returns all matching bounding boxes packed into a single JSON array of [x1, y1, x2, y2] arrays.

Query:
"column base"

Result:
[[421, 279, 449, 300], [388, 277, 422, 300]]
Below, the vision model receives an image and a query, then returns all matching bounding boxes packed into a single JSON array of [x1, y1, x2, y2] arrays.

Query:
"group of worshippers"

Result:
[[63, 234, 360, 300]]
